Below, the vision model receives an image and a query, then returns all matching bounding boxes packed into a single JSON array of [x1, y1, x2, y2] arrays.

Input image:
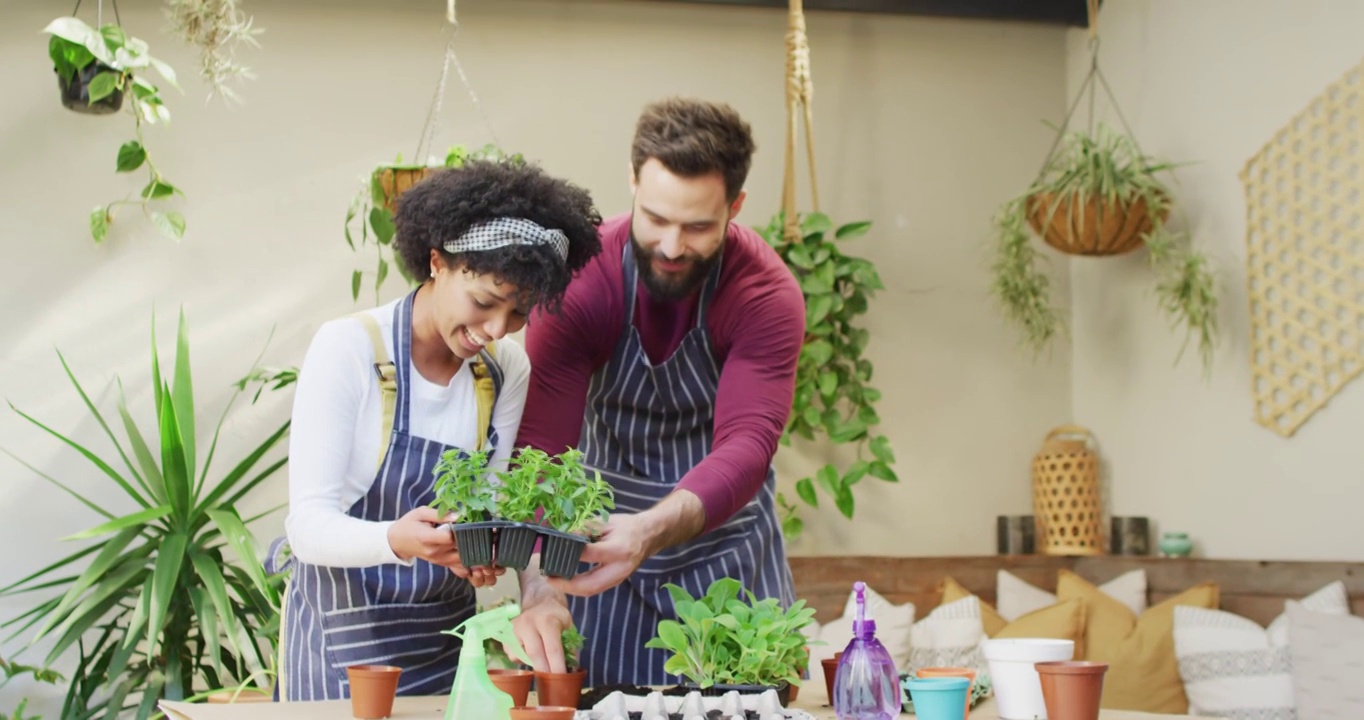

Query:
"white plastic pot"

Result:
[[981, 638, 1075, 720]]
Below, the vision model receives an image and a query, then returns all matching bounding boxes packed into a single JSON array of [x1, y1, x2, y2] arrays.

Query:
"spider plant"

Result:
[[0, 310, 288, 719]]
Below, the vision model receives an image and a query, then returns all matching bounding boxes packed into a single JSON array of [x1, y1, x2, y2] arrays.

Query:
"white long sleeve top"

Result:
[[284, 299, 530, 568]]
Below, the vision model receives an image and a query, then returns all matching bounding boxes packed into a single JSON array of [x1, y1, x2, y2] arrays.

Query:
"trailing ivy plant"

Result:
[[344, 144, 523, 304], [0, 311, 288, 719], [1, 657, 63, 720], [758, 211, 897, 541], [644, 577, 815, 689], [43, 17, 185, 243], [990, 122, 1218, 371]]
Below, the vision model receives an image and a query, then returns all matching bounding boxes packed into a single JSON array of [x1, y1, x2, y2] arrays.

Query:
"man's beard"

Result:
[[629, 226, 723, 301]]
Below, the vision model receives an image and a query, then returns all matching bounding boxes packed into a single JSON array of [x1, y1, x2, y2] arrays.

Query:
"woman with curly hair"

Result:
[[273, 158, 601, 700]]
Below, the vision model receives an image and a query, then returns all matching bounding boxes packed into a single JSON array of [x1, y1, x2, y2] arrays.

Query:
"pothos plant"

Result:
[[344, 144, 524, 304], [759, 211, 897, 541], [990, 122, 1218, 371], [43, 17, 185, 243], [644, 577, 815, 690]]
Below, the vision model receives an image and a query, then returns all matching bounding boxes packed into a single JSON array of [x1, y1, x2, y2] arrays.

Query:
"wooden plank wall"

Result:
[[787, 555, 1364, 627]]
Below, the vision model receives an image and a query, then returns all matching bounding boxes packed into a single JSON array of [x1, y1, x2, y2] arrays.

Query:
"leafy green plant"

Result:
[[165, 0, 262, 103], [1, 657, 63, 720], [645, 577, 816, 689], [493, 447, 554, 523], [561, 626, 585, 672], [536, 448, 614, 536], [43, 17, 185, 243], [0, 311, 289, 719], [758, 211, 897, 541], [431, 448, 498, 522], [344, 144, 524, 304], [990, 122, 1218, 371]]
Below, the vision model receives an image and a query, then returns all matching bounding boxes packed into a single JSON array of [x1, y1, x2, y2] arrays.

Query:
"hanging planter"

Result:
[[988, 1, 1218, 373], [57, 59, 125, 114]]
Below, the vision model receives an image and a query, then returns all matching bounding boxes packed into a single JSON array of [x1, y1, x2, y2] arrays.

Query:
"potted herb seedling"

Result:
[[534, 626, 587, 709], [491, 448, 556, 571], [43, 17, 186, 242], [645, 577, 817, 707], [536, 448, 614, 579], [431, 448, 502, 568]]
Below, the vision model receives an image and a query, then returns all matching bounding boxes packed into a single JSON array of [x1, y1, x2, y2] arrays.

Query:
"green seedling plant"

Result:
[[538, 448, 614, 536], [43, 17, 186, 242], [645, 577, 816, 690], [494, 447, 555, 523], [561, 626, 585, 672], [431, 448, 498, 522]]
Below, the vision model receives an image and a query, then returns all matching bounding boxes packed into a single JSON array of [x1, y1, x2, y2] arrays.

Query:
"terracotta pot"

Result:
[[790, 659, 806, 703], [1035, 661, 1109, 720], [534, 667, 585, 709], [509, 707, 577, 720], [916, 667, 977, 720], [489, 669, 534, 707], [346, 664, 401, 719], [821, 651, 844, 704], [1025, 191, 1166, 257]]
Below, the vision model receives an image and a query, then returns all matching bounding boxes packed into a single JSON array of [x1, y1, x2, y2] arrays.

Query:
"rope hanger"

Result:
[[413, 0, 500, 163], [71, 0, 122, 26], [781, 0, 819, 243]]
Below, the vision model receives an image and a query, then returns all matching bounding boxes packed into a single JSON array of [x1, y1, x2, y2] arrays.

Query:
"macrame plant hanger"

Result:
[[413, 0, 501, 165], [780, 0, 819, 244], [70, 0, 122, 27]]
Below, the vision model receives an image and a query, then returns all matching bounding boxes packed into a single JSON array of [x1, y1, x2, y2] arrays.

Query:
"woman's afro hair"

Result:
[[393, 158, 603, 313]]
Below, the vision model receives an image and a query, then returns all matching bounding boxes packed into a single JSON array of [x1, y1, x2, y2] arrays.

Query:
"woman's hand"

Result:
[[386, 507, 504, 587]]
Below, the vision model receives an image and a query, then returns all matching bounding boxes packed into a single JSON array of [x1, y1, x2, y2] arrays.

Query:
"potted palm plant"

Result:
[[990, 122, 1218, 371], [645, 578, 817, 707]]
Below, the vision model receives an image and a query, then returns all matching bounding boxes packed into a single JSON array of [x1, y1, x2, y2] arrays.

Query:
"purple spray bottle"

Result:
[[832, 581, 901, 720]]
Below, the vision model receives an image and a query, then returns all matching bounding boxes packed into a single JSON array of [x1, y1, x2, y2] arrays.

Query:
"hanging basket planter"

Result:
[[373, 166, 438, 213], [56, 61, 125, 115], [1024, 190, 1168, 257]]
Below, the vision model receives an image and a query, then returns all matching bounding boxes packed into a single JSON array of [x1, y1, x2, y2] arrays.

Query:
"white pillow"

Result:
[[908, 595, 988, 674], [1287, 598, 1364, 720], [806, 584, 915, 671], [996, 569, 1147, 621], [1173, 581, 1349, 720]]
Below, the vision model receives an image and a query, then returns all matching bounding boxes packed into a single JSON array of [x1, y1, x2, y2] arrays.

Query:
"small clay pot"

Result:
[[1035, 661, 1109, 720], [821, 651, 843, 705], [534, 667, 586, 709], [489, 668, 534, 707], [916, 667, 977, 720], [509, 707, 576, 720], [346, 664, 402, 719]]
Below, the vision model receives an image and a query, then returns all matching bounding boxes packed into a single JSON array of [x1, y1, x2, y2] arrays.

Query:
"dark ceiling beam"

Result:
[[638, 0, 1092, 27]]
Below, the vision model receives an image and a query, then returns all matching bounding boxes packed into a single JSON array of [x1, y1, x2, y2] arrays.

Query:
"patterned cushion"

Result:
[[1287, 600, 1364, 719], [908, 595, 988, 674], [1173, 581, 1349, 720], [997, 569, 1147, 621]]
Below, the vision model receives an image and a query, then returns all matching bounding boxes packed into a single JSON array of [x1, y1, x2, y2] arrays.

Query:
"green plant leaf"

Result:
[[869, 461, 898, 483], [63, 505, 171, 541], [834, 482, 855, 518], [800, 212, 833, 236], [795, 477, 817, 507], [86, 71, 121, 104], [145, 532, 188, 658], [116, 141, 146, 173], [835, 221, 872, 240], [171, 311, 197, 483], [157, 383, 191, 522], [806, 294, 834, 327], [351, 270, 363, 301], [870, 436, 895, 464], [151, 211, 187, 240], [141, 179, 176, 199], [803, 340, 833, 366], [206, 509, 274, 604], [377, 258, 389, 289], [90, 206, 109, 243], [369, 208, 396, 245]]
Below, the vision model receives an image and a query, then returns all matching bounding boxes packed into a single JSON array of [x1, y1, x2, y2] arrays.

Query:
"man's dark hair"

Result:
[[393, 158, 602, 314], [630, 97, 756, 202]]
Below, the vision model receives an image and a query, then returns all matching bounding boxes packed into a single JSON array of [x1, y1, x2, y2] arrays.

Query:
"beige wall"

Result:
[[1065, 0, 1364, 562], [0, 0, 1069, 708]]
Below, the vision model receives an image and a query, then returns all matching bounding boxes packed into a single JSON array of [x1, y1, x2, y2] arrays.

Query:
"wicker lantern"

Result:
[[1031, 425, 1104, 556]]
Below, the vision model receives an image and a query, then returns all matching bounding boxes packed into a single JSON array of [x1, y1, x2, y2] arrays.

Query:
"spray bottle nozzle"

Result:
[[442, 602, 530, 667], [852, 580, 876, 638]]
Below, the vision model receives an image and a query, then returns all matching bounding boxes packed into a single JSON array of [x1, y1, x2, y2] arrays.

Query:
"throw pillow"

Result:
[[1058, 569, 1219, 714], [1287, 600, 1364, 719], [805, 584, 915, 671], [940, 576, 1087, 656], [1173, 581, 1348, 720], [997, 569, 1147, 621], [908, 595, 988, 674]]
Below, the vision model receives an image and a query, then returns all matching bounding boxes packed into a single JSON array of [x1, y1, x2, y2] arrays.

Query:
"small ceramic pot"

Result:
[[821, 651, 844, 705], [509, 706, 577, 720], [1159, 531, 1193, 558], [1110, 517, 1151, 555], [916, 667, 977, 720], [905, 677, 971, 720], [534, 667, 586, 709], [346, 664, 402, 719], [982, 638, 1074, 720], [1035, 661, 1109, 720], [489, 668, 534, 707]]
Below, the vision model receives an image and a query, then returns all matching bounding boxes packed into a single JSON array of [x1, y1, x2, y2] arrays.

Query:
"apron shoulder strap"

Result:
[[472, 342, 504, 452], [349, 311, 397, 471]]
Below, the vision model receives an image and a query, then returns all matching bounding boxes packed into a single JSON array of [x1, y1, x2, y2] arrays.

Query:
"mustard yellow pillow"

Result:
[[1057, 569, 1219, 714], [939, 576, 1086, 656]]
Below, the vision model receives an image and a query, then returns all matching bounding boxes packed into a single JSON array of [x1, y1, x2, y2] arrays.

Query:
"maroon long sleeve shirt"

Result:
[[517, 213, 806, 533]]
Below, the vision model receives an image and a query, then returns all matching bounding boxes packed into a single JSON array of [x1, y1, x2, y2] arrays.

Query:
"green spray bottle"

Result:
[[440, 602, 530, 720]]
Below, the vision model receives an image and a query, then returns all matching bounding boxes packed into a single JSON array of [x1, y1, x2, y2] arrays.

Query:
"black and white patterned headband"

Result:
[[442, 218, 569, 263]]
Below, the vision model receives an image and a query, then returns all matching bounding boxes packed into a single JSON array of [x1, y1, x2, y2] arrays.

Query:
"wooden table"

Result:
[[161, 681, 1209, 719]]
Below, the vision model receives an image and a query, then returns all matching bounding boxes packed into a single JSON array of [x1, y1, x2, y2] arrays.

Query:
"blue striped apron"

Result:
[[268, 289, 502, 700], [570, 240, 796, 687]]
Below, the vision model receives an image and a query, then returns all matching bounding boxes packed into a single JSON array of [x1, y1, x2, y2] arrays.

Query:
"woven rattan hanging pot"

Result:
[[1024, 191, 1168, 257], [1031, 425, 1105, 556]]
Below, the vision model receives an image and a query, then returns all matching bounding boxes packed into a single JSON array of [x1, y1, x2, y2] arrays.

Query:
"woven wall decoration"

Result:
[[1241, 59, 1364, 437]]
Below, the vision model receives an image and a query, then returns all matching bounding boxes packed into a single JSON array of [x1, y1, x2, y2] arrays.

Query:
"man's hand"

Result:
[[386, 507, 504, 588], [513, 562, 575, 672], [547, 489, 705, 597]]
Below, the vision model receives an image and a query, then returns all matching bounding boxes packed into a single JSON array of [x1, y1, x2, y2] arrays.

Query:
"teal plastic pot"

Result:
[[905, 676, 971, 720]]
